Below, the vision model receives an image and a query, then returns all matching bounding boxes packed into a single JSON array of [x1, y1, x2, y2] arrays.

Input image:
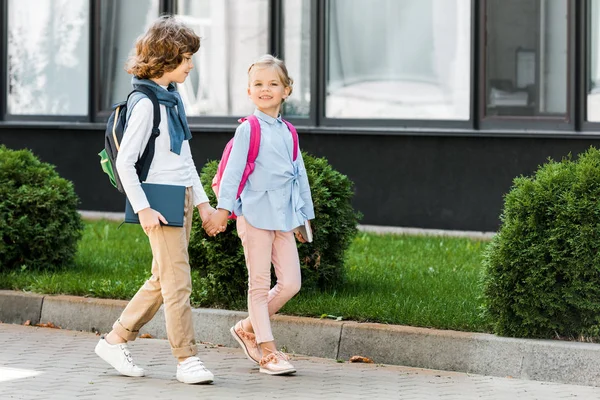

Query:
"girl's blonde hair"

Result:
[[248, 54, 294, 98], [126, 15, 200, 79]]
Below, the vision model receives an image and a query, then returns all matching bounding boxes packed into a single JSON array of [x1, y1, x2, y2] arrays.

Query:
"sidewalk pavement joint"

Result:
[[335, 323, 343, 360], [37, 295, 44, 326]]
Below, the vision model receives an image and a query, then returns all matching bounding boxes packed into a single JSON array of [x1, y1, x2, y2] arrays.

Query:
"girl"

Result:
[[94, 16, 215, 385], [204, 54, 315, 375]]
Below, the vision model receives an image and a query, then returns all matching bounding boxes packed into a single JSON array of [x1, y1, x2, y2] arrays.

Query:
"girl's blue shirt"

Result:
[[217, 109, 315, 231]]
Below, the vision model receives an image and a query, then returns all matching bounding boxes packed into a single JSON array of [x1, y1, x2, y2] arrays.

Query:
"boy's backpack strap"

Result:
[[127, 86, 161, 182], [282, 119, 298, 161]]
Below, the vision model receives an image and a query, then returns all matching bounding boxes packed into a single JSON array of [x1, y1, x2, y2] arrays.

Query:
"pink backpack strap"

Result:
[[237, 115, 261, 163], [240, 115, 261, 163], [234, 115, 261, 198], [282, 119, 298, 161]]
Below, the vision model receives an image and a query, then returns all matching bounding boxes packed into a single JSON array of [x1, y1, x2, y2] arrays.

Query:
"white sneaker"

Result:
[[94, 338, 145, 377], [176, 356, 214, 384]]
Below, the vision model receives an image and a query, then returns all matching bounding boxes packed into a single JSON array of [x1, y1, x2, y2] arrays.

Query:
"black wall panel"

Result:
[[1, 126, 595, 232]]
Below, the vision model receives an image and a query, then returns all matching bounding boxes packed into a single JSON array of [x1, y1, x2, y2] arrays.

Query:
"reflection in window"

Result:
[[282, 0, 311, 118], [326, 0, 471, 120], [485, 0, 568, 117], [7, 0, 89, 115], [99, 0, 159, 110], [176, 0, 269, 117]]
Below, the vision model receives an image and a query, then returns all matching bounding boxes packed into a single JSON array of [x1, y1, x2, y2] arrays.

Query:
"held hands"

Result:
[[138, 207, 168, 235], [197, 202, 216, 223], [203, 209, 229, 237]]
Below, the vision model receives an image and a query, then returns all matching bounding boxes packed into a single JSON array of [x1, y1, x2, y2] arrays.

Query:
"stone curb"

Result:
[[0, 290, 44, 325], [1, 290, 599, 387]]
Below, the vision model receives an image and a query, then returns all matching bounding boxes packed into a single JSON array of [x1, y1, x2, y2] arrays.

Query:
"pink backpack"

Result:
[[211, 114, 299, 219]]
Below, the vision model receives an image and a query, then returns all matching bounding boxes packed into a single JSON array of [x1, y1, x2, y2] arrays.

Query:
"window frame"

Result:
[[2, 0, 94, 122], [92, 0, 173, 122], [316, 0, 476, 131], [275, 0, 317, 126], [158, 0, 275, 126], [478, 0, 577, 132], [0, 0, 594, 138], [580, 0, 600, 132], [0, 0, 6, 121]]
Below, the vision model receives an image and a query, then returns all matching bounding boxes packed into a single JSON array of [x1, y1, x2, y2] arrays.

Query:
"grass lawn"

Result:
[[0, 220, 491, 333]]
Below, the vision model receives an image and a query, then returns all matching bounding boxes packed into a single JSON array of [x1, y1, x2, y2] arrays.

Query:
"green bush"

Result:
[[483, 147, 600, 339], [189, 152, 362, 308], [0, 145, 84, 271]]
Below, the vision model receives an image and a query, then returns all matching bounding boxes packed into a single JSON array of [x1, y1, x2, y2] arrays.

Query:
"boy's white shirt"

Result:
[[115, 96, 208, 213]]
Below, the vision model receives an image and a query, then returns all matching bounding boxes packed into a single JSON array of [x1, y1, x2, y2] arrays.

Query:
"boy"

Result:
[[94, 16, 215, 385]]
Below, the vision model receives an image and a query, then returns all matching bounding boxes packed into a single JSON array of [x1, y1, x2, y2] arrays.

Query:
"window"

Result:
[[588, 0, 600, 122], [7, 0, 90, 116], [282, 0, 311, 118], [175, 0, 269, 117], [484, 0, 568, 118], [326, 0, 471, 120], [99, 0, 159, 110]]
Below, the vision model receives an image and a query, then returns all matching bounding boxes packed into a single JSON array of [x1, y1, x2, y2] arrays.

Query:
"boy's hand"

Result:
[[203, 209, 229, 236], [138, 207, 167, 235], [197, 202, 216, 223]]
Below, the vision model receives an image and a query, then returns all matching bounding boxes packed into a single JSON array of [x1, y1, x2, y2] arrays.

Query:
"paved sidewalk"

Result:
[[1, 324, 599, 400]]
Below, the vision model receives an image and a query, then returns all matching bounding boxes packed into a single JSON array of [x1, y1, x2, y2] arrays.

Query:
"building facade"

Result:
[[0, 0, 597, 231]]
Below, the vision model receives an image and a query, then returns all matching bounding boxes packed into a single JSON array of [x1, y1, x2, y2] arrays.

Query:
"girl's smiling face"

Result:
[[247, 66, 290, 117]]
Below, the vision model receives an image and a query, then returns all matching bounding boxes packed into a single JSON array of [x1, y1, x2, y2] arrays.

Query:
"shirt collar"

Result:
[[254, 109, 282, 125]]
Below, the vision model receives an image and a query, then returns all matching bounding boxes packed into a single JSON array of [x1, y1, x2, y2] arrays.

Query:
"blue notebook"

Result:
[[125, 183, 186, 227]]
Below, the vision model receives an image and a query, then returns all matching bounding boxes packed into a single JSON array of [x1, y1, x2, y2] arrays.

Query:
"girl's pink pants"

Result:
[[236, 216, 302, 343]]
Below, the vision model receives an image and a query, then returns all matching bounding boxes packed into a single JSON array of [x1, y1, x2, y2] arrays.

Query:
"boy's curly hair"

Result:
[[126, 15, 200, 79]]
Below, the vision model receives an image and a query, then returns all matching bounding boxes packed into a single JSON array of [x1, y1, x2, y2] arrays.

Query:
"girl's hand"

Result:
[[138, 207, 168, 235], [203, 209, 229, 236], [294, 229, 307, 243], [294, 220, 311, 243], [294, 230, 305, 243]]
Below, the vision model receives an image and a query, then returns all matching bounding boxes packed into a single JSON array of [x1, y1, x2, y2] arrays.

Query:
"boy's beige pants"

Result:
[[112, 187, 197, 359]]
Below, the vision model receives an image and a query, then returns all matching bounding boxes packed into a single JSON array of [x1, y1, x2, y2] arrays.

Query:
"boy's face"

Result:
[[247, 67, 290, 115], [162, 53, 194, 84]]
